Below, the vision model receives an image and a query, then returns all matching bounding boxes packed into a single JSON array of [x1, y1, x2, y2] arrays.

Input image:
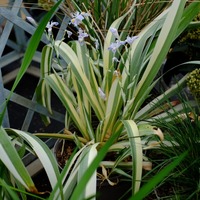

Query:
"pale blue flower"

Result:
[[108, 40, 125, 53], [46, 21, 59, 35], [125, 36, 139, 45], [118, 40, 126, 45], [108, 42, 119, 53], [94, 39, 99, 50], [112, 57, 120, 63], [98, 87, 106, 101], [26, 16, 38, 27], [71, 11, 84, 27], [66, 30, 72, 38], [78, 28, 88, 45], [110, 27, 119, 39]]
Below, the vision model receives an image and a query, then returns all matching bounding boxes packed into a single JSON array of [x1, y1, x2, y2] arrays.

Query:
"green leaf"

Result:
[[0, 127, 36, 192], [123, 120, 143, 195], [132, 1, 187, 117], [77, 144, 98, 200], [45, 73, 89, 140], [131, 152, 187, 200], [0, 179, 21, 200], [100, 79, 122, 142], [54, 41, 105, 120], [70, 130, 121, 200], [5, 128, 63, 196], [36, 45, 54, 125]]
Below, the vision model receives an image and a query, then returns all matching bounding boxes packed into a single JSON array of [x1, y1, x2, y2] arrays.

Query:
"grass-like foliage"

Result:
[[152, 99, 200, 199]]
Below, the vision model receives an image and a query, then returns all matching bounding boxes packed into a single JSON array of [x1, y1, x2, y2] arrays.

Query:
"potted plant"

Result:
[[33, 0, 200, 199], [0, 0, 200, 199], [0, 120, 187, 200]]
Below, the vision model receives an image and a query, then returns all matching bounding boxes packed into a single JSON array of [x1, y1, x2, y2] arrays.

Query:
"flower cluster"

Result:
[[26, 16, 59, 37], [108, 27, 138, 54], [68, 11, 90, 45], [187, 68, 200, 103], [68, 15, 138, 49], [26, 11, 90, 45], [70, 11, 89, 27], [27, 12, 138, 51]]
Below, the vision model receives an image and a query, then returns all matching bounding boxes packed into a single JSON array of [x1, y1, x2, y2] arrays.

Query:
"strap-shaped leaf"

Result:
[[121, 8, 168, 90], [6, 128, 63, 198], [70, 71, 91, 136], [135, 76, 187, 121], [36, 45, 53, 125], [122, 120, 143, 195], [45, 73, 89, 139], [54, 41, 105, 120], [71, 42, 90, 78], [0, 127, 36, 192], [77, 144, 98, 200], [100, 79, 122, 142], [132, 0, 194, 117]]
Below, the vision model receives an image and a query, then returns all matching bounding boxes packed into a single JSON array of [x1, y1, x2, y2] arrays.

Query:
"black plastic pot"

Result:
[[96, 178, 131, 200], [156, 51, 200, 101], [53, 139, 132, 200]]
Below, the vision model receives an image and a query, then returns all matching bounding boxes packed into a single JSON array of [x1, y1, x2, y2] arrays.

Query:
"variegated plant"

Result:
[[0, 1, 199, 199], [34, 0, 200, 199]]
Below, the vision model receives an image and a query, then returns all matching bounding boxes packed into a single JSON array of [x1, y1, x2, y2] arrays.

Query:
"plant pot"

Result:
[[53, 139, 132, 200], [96, 176, 131, 200], [156, 51, 199, 101], [53, 139, 76, 170]]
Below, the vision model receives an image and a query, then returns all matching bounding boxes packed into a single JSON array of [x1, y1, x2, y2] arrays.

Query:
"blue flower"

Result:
[[112, 57, 120, 63], [70, 11, 85, 27], [110, 27, 119, 39], [125, 36, 139, 45], [66, 30, 73, 38], [26, 16, 38, 27], [46, 21, 59, 35], [108, 40, 125, 53], [78, 28, 88, 45], [94, 39, 99, 50]]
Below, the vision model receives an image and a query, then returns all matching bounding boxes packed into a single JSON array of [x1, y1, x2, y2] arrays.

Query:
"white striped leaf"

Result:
[[0, 127, 36, 192], [6, 129, 61, 188], [54, 41, 105, 121], [100, 79, 122, 142], [45, 73, 89, 140], [122, 120, 143, 194]]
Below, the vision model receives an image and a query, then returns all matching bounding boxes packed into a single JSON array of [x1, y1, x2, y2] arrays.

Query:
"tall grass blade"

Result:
[[131, 152, 187, 200]]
